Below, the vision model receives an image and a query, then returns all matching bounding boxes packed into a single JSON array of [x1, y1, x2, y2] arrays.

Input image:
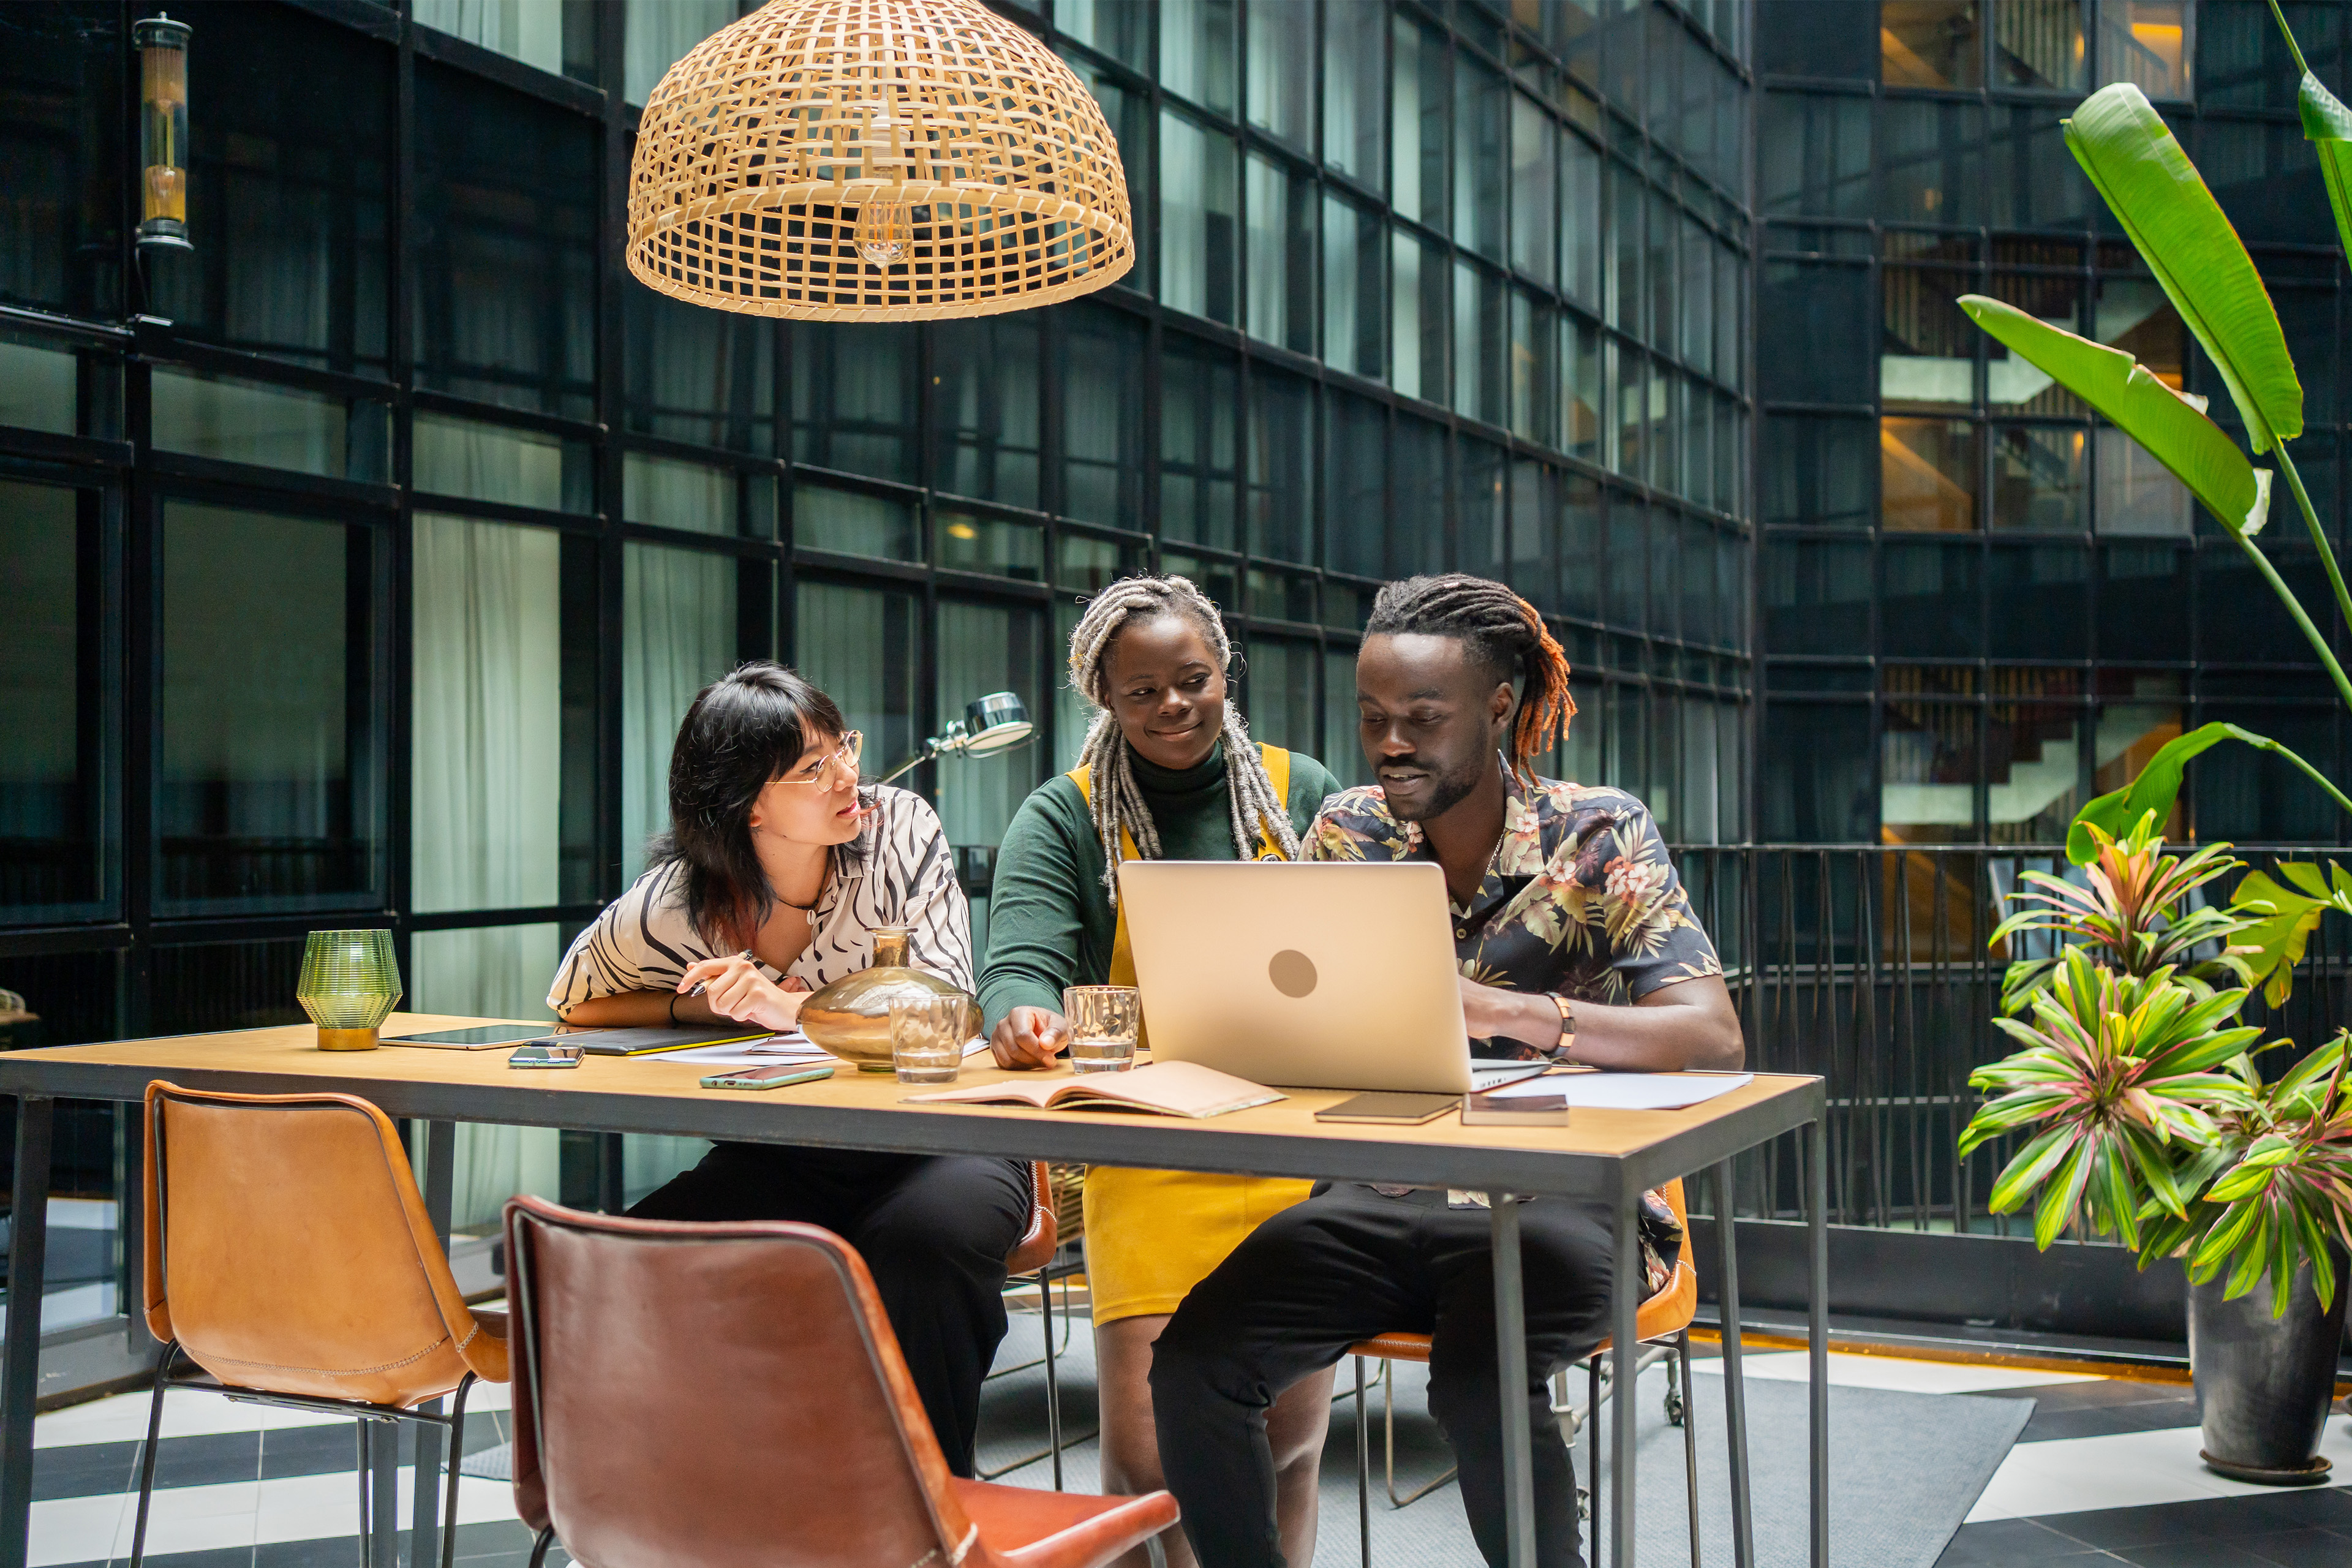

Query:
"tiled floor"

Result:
[[1933, 1369, 2352, 1568], [20, 1308, 2351, 1567]]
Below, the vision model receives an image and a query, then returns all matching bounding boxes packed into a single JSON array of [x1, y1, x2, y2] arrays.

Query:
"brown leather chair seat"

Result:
[[504, 1195, 1178, 1568], [134, 1081, 508, 1568]]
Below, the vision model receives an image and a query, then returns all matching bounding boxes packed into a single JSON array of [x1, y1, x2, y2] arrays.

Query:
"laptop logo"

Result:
[[1269, 949, 1317, 998]]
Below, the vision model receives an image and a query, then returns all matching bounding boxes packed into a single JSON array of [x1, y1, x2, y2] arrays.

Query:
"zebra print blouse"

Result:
[[546, 786, 973, 1016]]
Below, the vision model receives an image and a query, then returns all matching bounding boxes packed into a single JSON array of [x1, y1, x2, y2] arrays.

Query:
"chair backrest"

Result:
[[142, 1080, 503, 1408], [503, 1195, 981, 1568]]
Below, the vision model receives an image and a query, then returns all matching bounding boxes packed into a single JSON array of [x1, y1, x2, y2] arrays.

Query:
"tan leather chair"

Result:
[[503, 1194, 1178, 1568], [1348, 1178, 1703, 1567], [135, 1081, 509, 1568]]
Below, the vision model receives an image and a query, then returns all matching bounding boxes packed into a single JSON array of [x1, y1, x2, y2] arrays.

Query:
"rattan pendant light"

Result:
[[627, 0, 1134, 322]]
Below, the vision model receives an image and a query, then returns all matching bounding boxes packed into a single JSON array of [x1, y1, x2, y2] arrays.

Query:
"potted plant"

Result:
[[1951, 3, 2352, 1483], [1961, 817, 2352, 1482]]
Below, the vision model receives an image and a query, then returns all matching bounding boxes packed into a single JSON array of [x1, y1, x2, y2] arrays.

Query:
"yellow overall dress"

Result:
[[1069, 744, 1318, 1325]]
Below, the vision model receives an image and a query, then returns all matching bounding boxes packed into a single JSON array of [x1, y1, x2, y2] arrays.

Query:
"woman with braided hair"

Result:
[[979, 574, 1341, 1568], [1147, 574, 1744, 1568]]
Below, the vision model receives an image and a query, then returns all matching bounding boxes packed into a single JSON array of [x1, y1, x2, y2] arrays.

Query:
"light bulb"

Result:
[[854, 197, 911, 266]]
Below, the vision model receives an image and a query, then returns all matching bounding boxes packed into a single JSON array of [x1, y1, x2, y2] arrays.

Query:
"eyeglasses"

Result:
[[779, 731, 863, 788]]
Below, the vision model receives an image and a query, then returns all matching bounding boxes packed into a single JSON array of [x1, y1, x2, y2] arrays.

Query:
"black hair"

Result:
[[1364, 573, 1577, 782], [646, 661, 862, 949]]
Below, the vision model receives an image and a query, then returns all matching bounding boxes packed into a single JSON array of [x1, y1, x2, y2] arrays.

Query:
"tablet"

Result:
[[380, 1024, 552, 1049]]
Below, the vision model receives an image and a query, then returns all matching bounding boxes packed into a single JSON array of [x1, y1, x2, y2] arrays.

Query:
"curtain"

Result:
[[622, 544, 739, 880], [411, 511, 565, 1229], [794, 580, 920, 779], [413, 0, 562, 77], [624, 0, 741, 105], [409, 925, 564, 1228]]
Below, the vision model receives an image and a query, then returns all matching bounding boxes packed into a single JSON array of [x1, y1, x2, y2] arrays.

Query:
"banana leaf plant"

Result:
[[1958, 3, 2352, 1000], [1988, 812, 2252, 1015]]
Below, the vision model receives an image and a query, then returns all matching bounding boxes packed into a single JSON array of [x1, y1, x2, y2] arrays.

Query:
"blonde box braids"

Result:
[[1066, 575, 1301, 900]]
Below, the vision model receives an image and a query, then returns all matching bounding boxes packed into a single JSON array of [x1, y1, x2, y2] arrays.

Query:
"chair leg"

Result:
[[1039, 1268, 1063, 1493], [1586, 1354, 1601, 1564], [1355, 1358, 1371, 1568], [441, 1376, 474, 1568], [355, 1423, 371, 1568], [1678, 1332, 1702, 1568], [127, 1343, 175, 1568], [527, 1524, 557, 1568], [1379, 1359, 1458, 1509]]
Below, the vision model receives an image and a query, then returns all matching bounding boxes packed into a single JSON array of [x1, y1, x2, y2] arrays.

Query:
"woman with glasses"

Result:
[[545, 660, 1031, 1480]]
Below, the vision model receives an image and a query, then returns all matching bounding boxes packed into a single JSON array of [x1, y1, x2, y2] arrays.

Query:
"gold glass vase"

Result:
[[798, 926, 979, 1072], [296, 930, 402, 1050]]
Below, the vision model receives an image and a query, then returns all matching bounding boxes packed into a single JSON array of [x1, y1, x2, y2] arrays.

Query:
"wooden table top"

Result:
[[0, 1014, 1823, 1199]]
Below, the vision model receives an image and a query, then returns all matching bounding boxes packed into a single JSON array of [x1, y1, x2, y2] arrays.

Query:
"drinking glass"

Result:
[[890, 992, 967, 1085], [1062, 986, 1141, 1074]]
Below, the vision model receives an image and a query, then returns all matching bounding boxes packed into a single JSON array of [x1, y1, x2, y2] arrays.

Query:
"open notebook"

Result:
[[904, 1060, 1283, 1120]]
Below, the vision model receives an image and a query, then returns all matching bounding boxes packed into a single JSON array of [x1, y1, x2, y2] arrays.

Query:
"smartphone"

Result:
[[508, 1044, 584, 1069], [702, 1063, 836, 1091]]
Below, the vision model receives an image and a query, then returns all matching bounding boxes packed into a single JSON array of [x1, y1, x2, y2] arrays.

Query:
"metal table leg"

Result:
[[1609, 1185, 1638, 1568], [1712, 1161, 1756, 1568], [412, 1121, 458, 1561], [0, 1096, 54, 1568], [1492, 1194, 1535, 1568], [369, 1419, 399, 1568], [1807, 1120, 1830, 1568]]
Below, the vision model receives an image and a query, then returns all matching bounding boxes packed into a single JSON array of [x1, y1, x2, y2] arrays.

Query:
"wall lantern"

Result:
[[626, 0, 1133, 323], [134, 12, 194, 254]]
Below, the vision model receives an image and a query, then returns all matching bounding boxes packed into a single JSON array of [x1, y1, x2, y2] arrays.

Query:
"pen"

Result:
[[687, 949, 756, 998]]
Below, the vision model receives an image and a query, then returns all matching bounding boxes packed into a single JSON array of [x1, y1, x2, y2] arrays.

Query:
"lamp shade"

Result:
[[627, 0, 1134, 323], [956, 692, 1032, 755], [295, 929, 402, 1052]]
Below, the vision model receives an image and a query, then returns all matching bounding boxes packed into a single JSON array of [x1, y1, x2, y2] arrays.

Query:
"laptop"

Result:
[[1117, 860, 1547, 1094]]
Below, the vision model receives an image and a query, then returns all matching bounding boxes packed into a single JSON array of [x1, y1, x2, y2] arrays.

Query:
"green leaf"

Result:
[[1959, 297, 2270, 540], [2035, 1137, 2097, 1250], [2298, 70, 2352, 276], [1988, 1123, 2081, 1212], [2065, 83, 2304, 454], [2070, 723, 2280, 864]]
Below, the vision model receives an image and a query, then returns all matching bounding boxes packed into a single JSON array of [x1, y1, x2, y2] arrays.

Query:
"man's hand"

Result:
[[990, 1005, 1069, 1070], [1457, 976, 1564, 1050], [677, 956, 809, 1033]]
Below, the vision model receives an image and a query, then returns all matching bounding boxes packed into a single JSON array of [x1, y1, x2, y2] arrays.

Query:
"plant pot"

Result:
[[2188, 1248, 2350, 1485]]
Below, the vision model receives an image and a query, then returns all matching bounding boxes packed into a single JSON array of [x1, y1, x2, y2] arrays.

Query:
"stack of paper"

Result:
[[1490, 1071, 1754, 1110]]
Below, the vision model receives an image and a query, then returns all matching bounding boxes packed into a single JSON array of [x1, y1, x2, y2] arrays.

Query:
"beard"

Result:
[[1385, 754, 1487, 824]]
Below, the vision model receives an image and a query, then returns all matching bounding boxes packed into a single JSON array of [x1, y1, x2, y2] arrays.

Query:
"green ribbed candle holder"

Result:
[[295, 930, 402, 1051]]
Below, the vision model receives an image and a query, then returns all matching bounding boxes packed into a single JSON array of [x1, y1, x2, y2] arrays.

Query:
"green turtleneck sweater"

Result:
[[977, 741, 1342, 1033]]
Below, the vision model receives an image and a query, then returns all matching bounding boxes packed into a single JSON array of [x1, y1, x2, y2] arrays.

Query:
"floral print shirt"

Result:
[[1304, 769, 1724, 1291]]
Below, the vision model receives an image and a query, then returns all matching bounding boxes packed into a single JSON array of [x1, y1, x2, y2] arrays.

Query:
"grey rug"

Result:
[[973, 1316, 2033, 1568]]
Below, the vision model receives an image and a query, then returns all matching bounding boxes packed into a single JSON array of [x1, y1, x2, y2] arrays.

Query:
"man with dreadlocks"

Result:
[[979, 574, 1344, 1568], [1147, 573, 1744, 1568]]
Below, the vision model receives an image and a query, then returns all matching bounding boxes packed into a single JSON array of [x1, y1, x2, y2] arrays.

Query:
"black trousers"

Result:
[[1150, 1183, 1619, 1568], [627, 1142, 1031, 1477]]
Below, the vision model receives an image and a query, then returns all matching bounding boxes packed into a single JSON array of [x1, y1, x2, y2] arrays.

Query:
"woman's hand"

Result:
[[990, 1006, 1069, 1070], [678, 956, 810, 1033]]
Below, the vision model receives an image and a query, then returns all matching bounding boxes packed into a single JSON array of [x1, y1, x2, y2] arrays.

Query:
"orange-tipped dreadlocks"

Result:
[[1365, 574, 1577, 782]]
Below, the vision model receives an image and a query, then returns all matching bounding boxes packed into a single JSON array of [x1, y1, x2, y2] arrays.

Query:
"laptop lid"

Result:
[[1117, 860, 1480, 1093]]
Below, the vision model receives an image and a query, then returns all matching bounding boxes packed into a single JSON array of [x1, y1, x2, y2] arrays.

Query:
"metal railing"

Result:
[[1674, 843, 2352, 1236]]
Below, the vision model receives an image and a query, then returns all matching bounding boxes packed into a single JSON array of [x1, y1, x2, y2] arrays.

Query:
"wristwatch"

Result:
[[1551, 993, 1577, 1055]]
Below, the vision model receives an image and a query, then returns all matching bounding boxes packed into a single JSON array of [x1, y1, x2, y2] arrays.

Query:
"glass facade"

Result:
[[1760, 0, 2351, 846]]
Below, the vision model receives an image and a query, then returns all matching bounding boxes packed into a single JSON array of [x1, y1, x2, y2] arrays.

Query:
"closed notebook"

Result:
[[904, 1060, 1283, 1119], [540, 1026, 774, 1057]]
